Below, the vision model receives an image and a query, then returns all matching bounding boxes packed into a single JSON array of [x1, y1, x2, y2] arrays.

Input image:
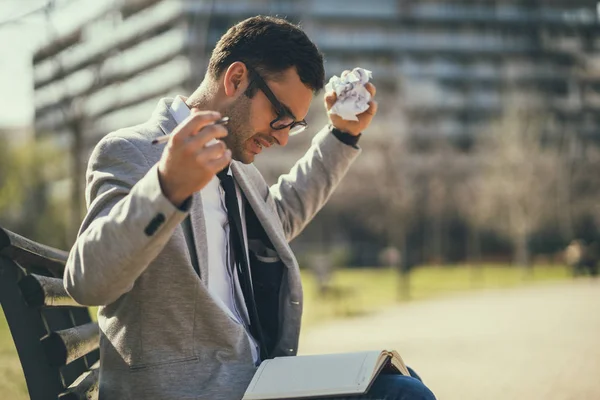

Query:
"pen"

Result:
[[151, 116, 229, 145]]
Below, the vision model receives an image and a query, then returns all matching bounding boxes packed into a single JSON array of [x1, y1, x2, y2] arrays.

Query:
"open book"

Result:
[[243, 350, 410, 400]]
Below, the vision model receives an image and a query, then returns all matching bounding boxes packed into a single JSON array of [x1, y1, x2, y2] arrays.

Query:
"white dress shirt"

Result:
[[169, 96, 259, 363]]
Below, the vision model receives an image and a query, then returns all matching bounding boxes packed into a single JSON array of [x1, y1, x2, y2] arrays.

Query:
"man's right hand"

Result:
[[158, 111, 231, 207]]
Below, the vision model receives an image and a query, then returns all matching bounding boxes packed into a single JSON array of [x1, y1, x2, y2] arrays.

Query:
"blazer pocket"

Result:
[[248, 239, 278, 259], [248, 240, 284, 356], [249, 242, 283, 293], [255, 253, 280, 263]]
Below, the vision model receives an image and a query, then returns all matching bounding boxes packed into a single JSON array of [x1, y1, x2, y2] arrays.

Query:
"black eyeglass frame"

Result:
[[246, 67, 308, 135]]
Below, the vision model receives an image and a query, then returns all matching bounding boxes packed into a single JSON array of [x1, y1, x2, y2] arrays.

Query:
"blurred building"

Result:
[[31, 0, 600, 246], [33, 0, 600, 142]]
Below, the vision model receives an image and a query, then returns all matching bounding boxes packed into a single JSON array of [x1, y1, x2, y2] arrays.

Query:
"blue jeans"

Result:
[[321, 367, 436, 400]]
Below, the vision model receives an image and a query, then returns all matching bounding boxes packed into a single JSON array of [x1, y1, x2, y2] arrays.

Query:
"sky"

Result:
[[0, 0, 107, 128]]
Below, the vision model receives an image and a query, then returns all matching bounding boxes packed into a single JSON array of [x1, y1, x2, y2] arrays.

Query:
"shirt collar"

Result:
[[169, 96, 191, 125]]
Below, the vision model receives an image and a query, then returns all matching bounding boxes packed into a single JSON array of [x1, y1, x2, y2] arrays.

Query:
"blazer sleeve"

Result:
[[270, 126, 361, 242], [64, 135, 189, 306]]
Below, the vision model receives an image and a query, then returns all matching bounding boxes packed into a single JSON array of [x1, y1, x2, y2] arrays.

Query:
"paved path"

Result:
[[299, 279, 600, 400]]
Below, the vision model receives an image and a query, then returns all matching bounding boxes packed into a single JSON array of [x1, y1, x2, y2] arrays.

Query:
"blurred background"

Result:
[[1, 0, 599, 399]]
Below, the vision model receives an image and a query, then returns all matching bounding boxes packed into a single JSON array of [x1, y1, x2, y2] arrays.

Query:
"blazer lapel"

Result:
[[230, 163, 295, 269], [189, 192, 210, 285], [155, 99, 178, 137], [153, 98, 209, 285]]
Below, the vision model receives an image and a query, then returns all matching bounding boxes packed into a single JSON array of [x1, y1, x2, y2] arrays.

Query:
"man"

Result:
[[64, 16, 435, 400]]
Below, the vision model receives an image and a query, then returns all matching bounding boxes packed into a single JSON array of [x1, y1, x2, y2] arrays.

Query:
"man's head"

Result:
[[194, 16, 325, 164]]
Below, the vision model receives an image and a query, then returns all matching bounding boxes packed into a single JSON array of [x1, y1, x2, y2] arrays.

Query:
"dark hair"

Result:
[[207, 16, 325, 94]]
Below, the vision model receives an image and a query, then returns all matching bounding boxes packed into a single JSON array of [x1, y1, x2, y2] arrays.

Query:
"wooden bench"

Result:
[[0, 226, 100, 400]]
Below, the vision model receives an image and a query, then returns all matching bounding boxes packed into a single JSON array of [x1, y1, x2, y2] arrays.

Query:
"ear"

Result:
[[223, 62, 248, 97]]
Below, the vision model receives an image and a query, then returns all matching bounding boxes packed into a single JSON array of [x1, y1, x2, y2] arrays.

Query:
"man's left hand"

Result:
[[324, 80, 377, 136]]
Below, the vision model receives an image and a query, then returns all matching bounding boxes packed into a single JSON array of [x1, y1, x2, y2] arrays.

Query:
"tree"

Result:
[[336, 121, 417, 300], [0, 138, 70, 249], [475, 108, 559, 268]]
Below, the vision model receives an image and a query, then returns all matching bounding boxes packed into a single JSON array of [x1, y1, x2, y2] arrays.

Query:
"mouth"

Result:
[[249, 136, 273, 155]]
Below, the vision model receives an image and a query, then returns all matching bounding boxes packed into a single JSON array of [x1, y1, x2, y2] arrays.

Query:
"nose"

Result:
[[271, 129, 289, 147]]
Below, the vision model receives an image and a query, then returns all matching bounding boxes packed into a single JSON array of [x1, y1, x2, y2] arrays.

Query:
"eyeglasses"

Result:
[[247, 67, 308, 136]]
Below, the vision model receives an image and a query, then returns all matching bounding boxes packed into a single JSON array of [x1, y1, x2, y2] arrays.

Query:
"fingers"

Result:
[[205, 149, 232, 172], [325, 91, 337, 110], [364, 100, 378, 116], [195, 140, 228, 161], [364, 82, 376, 98], [171, 111, 222, 146], [185, 124, 229, 151]]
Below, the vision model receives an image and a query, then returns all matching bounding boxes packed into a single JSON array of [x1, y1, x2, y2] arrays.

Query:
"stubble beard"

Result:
[[221, 96, 254, 164]]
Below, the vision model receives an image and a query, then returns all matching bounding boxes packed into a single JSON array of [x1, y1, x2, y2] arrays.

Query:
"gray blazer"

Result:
[[63, 98, 360, 400]]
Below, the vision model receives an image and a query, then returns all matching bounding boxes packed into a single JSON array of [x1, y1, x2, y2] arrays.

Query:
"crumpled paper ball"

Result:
[[325, 67, 372, 121]]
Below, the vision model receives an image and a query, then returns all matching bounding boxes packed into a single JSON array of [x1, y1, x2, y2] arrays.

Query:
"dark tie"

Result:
[[216, 169, 267, 359]]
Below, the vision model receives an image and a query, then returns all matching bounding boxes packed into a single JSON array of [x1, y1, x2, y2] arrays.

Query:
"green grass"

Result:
[[300, 264, 570, 327], [0, 264, 569, 399], [0, 307, 29, 400]]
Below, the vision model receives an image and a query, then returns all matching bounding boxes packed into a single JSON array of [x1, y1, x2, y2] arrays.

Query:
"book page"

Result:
[[369, 351, 409, 382], [390, 350, 410, 376], [243, 351, 383, 400]]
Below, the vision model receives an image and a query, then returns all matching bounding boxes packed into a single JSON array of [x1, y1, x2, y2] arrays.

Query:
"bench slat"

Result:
[[58, 361, 100, 400], [41, 322, 100, 367], [1, 226, 99, 399], [0, 256, 66, 398], [18, 274, 85, 308], [0, 227, 67, 276]]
